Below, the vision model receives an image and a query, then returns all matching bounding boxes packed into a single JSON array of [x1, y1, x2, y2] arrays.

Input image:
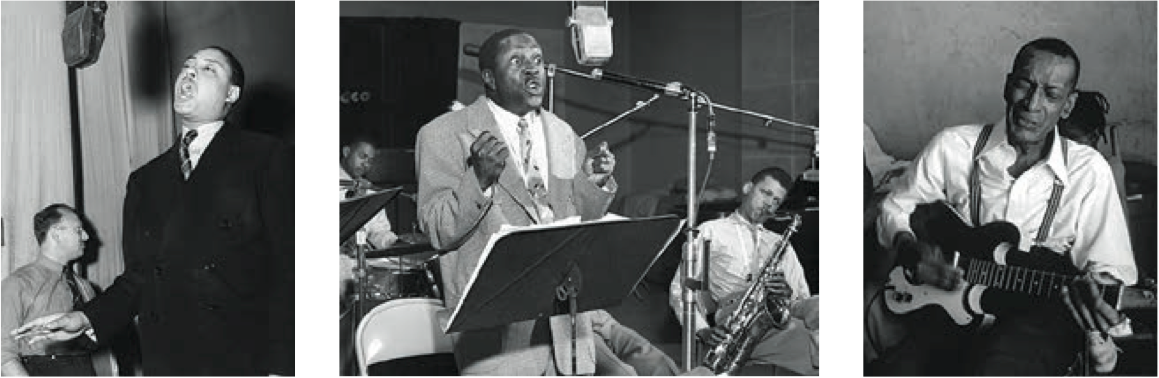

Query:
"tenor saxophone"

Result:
[[702, 213, 802, 375]]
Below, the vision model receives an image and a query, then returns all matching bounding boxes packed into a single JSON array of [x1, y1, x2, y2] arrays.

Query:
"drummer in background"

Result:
[[341, 135, 399, 248], [342, 134, 437, 285]]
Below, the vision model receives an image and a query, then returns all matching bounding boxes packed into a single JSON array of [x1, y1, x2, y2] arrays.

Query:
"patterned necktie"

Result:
[[517, 118, 554, 223], [62, 264, 85, 310], [180, 129, 199, 179]]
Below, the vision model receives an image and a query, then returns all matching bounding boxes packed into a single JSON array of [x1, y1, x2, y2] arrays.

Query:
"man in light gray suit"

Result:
[[416, 29, 685, 375]]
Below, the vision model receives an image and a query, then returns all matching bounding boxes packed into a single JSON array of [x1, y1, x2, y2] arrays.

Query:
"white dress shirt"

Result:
[[180, 121, 224, 172], [877, 119, 1137, 284], [485, 98, 550, 191], [669, 212, 811, 332]]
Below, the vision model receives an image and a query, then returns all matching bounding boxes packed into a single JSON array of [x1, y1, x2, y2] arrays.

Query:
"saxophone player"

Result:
[[669, 167, 819, 375]]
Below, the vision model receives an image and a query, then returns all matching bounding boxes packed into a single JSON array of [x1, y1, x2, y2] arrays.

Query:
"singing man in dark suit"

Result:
[[12, 46, 294, 376], [416, 29, 684, 375]]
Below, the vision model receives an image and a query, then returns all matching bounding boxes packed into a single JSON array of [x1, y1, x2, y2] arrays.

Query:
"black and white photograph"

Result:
[[863, 1, 1157, 376], [1, 2, 294, 375], [338, 1, 820, 375]]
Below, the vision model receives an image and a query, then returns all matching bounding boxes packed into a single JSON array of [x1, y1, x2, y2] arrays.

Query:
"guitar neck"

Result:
[[959, 257, 1122, 306]]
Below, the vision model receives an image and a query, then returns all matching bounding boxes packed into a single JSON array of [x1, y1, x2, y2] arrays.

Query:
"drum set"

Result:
[[339, 181, 450, 375], [339, 180, 446, 316], [353, 240, 443, 304], [341, 232, 445, 320]]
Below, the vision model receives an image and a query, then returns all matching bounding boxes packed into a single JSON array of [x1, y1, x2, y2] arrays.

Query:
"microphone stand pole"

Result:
[[352, 229, 369, 346], [680, 93, 701, 372], [544, 64, 822, 371]]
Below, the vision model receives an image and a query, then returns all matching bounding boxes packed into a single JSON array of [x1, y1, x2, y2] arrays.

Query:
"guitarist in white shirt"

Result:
[[872, 38, 1137, 375]]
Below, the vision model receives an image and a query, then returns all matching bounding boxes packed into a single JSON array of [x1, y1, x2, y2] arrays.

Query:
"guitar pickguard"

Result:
[[884, 267, 986, 326]]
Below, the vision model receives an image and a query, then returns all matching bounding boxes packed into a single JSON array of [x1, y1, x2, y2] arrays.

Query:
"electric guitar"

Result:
[[883, 201, 1150, 329]]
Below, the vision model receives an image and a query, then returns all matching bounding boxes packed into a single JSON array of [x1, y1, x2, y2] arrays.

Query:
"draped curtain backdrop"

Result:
[[75, 2, 174, 287], [1, 2, 75, 278], [382, 18, 460, 150], [4, 2, 291, 286]]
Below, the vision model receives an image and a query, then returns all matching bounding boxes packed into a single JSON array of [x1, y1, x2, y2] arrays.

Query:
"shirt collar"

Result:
[[484, 97, 538, 128], [181, 120, 224, 142], [35, 253, 66, 271], [728, 211, 767, 232], [979, 118, 1070, 185], [339, 164, 353, 181]]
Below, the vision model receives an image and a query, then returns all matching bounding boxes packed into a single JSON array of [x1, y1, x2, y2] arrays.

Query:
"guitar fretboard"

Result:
[[962, 257, 1073, 297], [961, 257, 1121, 306]]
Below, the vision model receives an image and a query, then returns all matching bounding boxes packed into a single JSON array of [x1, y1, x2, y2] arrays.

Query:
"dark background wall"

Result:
[[166, 2, 296, 143], [339, 1, 819, 199]]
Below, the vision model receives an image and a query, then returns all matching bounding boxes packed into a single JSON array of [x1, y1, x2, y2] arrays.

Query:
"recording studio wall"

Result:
[[339, 2, 819, 199], [340, 1, 637, 191]]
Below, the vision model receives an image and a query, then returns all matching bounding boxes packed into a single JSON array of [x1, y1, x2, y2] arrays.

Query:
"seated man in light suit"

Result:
[[416, 29, 690, 375]]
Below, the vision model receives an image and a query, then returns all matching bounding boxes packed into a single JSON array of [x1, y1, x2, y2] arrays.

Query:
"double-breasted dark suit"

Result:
[[81, 124, 294, 375]]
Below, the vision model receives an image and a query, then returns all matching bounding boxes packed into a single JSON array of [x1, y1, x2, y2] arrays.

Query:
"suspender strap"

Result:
[[969, 124, 1068, 243], [968, 124, 995, 226], [1035, 138, 1068, 243]]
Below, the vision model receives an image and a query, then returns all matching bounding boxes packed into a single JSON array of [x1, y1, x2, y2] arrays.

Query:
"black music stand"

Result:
[[340, 187, 402, 243], [445, 215, 684, 375], [340, 187, 402, 335]]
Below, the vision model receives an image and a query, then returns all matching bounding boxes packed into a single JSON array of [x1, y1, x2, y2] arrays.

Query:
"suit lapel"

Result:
[[188, 123, 235, 184], [162, 143, 185, 183], [467, 97, 539, 223]]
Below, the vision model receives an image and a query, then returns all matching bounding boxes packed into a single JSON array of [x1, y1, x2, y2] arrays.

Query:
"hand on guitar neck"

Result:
[[1062, 276, 1128, 336], [1062, 276, 1129, 374]]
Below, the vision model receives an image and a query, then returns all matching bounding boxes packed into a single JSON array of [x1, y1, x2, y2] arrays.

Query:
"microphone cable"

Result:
[[694, 90, 718, 208]]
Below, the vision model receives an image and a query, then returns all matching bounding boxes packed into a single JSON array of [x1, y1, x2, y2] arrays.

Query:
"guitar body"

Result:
[[884, 266, 995, 329], [882, 201, 1113, 330]]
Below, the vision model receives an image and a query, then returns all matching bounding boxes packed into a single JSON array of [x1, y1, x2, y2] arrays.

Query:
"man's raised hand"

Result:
[[585, 141, 615, 187], [468, 131, 509, 190]]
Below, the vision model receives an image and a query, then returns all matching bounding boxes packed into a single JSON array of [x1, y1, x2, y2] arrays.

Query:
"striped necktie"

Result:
[[62, 264, 85, 310], [180, 129, 198, 180], [517, 118, 554, 223]]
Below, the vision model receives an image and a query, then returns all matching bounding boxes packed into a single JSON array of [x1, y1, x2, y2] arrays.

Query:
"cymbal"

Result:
[[365, 242, 435, 258]]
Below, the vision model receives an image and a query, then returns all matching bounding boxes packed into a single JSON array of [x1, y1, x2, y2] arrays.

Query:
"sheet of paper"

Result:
[[446, 213, 638, 331]]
